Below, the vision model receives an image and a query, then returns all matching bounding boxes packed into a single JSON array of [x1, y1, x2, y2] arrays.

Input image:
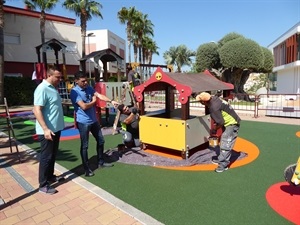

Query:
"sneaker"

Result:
[[140, 143, 146, 150], [85, 169, 95, 177], [48, 175, 65, 183], [39, 185, 57, 195], [215, 166, 228, 173], [118, 144, 126, 151], [212, 159, 219, 165], [98, 162, 114, 168]]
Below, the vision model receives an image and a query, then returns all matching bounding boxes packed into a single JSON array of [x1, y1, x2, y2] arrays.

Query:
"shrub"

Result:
[[4, 77, 37, 106]]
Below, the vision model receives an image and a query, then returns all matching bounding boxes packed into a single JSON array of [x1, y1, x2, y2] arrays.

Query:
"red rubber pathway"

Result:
[[0, 141, 161, 225]]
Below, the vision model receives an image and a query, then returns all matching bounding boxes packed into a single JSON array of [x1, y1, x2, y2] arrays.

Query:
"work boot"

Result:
[[81, 149, 93, 175]]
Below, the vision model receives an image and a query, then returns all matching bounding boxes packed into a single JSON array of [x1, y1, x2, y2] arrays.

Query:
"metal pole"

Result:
[[88, 36, 91, 79], [86, 32, 95, 79]]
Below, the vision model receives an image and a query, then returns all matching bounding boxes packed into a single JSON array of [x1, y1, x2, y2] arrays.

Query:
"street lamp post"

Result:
[[87, 32, 95, 79]]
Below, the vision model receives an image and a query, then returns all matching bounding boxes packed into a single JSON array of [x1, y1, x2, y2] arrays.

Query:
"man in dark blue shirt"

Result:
[[70, 71, 118, 176]]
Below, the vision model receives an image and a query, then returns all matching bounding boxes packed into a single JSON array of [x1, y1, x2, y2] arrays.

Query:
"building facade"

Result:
[[85, 29, 126, 79], [268, 22, 300, 94], [3, 5, 126, 79], [4, 5, 82, 78]]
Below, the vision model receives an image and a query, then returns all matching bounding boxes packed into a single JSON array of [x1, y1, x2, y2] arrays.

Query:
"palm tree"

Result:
[[142, 36, 159, 65], [142, 36, 159, 78], [163, 46, 177, 69], [131, 11, 154, 80], [163, 45, 195, 73], [131, 32, 139, 63], [24, 0, 59, 67], [117, 6, 138, 64], [63, 0, 102, 60], [0, 0, 5, 103], [132, 12, 153, 66]]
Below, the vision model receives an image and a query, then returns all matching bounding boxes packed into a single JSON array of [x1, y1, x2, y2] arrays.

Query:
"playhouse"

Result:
[[133, 67, 233, 158]]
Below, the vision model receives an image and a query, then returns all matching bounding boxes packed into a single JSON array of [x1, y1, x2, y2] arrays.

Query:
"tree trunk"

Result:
[[80, 14, 87, 74], [231, 69, 242, 94], [40, 11, 47, 72], [127, 23, 131, 63], [133, 43, 138, 63], [222, 68, 252, 101], [238, 70, 252, 101], [223, 69, 238, 93], [138, 44, 142, 80]]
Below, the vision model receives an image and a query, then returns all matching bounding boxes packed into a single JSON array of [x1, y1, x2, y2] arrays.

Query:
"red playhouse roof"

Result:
[[133, 67, 233, 104]]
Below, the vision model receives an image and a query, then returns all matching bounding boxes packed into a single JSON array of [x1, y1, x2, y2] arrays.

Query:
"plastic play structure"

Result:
[[284, 156, 300, 186], [92, 63, 174, 124], [35, 38, 68, 80], [133, 67, 234, 159]]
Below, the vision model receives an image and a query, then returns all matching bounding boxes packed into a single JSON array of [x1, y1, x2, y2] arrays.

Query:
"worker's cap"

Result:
[[117, 104, 125, 112], [196, 92, 211, 102]]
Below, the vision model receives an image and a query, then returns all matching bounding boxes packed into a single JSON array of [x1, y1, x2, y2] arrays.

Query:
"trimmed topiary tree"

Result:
[[195, 32, 275, 101]]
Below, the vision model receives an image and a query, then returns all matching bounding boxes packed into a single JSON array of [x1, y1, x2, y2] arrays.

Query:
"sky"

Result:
[[4, 0, 300, 68]]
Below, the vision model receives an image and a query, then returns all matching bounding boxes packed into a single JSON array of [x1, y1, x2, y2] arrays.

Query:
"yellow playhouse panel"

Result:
[[139, 116, 186, 151], [291, 157, 300, 185]]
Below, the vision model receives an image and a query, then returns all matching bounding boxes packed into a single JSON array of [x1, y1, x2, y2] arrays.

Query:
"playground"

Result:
[[1, 68, 299, 224], [1, 104, 300, 225]]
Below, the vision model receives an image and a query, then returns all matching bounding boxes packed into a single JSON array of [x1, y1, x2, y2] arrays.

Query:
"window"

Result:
[[61, 41, 77, 54], [4, 33, 20, 44], [4, 73, 23, 77], [110, 37, 116, 46], [119, 41, 125, 50], [45, 39, 77, 54], [269, 72, 277, 91]]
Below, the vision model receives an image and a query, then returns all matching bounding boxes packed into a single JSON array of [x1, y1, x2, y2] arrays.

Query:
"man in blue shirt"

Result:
[[70, 71, 118, 177], [33, 66, 65, 195]]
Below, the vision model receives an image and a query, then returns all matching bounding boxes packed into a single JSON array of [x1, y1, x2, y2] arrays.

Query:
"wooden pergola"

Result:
[[35, 38, 67, 79], [79, 48, 124, 82]]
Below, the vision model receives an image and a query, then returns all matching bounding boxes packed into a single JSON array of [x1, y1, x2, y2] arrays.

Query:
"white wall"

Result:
[[4, 13, 82, 65], [268, 23, 300, 94], [87, 29, 126, 73], [276, 66, 300, 94]]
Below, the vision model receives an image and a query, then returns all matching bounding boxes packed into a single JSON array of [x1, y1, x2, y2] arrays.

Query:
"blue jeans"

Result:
[[77, 121, 105, 170], [38, 131, 61, 188]]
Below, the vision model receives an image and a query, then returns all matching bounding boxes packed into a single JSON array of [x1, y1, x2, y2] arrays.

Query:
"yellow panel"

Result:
[[66, 81, 74, 92], [140, 116, 186, 151], [291, 157, 300, 185]]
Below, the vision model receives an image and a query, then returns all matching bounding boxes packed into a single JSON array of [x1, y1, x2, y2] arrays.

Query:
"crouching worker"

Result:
[[117, 104, 140, 149], [196, 92, 241, 173]]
